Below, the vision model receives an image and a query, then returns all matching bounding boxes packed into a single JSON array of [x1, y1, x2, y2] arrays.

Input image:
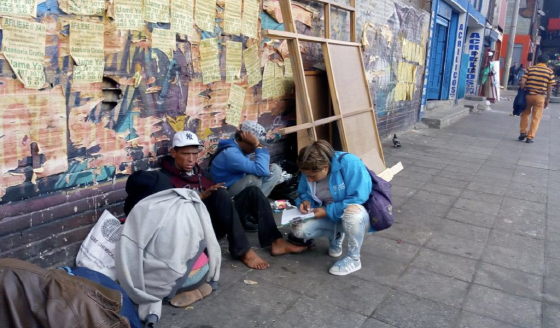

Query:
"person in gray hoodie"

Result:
[[115, 171, 221, 327]]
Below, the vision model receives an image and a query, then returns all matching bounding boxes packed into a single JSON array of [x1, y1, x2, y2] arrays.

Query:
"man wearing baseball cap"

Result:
[[160, 131, 306, 270], [209, 120, 282, 198]]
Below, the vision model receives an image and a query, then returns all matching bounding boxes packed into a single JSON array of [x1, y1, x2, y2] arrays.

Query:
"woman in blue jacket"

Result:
[[293, 140, 372, 276]]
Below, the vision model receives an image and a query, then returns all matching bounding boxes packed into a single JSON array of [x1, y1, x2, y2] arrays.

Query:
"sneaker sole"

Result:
[[329, 263, 362, 276], [328, 250, 343, 258]]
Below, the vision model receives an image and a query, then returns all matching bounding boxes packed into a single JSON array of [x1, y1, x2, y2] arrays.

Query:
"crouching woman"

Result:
[[293, 140, 372, 276]]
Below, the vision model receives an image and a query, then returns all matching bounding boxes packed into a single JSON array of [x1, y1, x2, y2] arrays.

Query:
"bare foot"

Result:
[[271, 238, 307, 256], [240, 249, 269, 270]]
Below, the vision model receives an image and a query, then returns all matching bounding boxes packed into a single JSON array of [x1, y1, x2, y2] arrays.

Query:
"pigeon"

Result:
[[392, 134, 401, 148]]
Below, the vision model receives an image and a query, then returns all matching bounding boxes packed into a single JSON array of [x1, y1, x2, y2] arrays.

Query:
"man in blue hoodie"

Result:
[[210, 121, 281, 197]]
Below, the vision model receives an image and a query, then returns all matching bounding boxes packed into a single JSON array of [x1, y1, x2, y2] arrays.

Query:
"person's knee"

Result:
[[342, 205, 365, 231], [269, 164, 281, 178]]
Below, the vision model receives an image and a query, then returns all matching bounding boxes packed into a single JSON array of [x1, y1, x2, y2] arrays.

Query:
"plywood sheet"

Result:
[[327, 43, 371, 114], [341, 111, 385, 173]]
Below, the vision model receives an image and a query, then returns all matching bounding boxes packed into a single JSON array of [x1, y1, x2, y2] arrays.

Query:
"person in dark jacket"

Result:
[[508, 62, 518, 85], [161, 131, 306, 270]]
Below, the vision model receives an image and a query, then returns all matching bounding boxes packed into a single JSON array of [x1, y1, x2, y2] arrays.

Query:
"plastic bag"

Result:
[[76, 210, 123, 280]]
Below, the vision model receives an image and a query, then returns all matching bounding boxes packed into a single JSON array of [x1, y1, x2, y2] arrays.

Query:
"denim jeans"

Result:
[[227, 163, 282, 197], [292, 204, 370, 260]]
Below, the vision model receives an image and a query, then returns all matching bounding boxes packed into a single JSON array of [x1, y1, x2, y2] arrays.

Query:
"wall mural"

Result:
[[0, 0, 429, 204]]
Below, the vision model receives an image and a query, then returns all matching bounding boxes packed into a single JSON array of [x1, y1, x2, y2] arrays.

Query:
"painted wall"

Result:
[[449, 13, 468, 100], [500, 34, 532, 68], [0, 0, 430, 266], [356, 0, 431, 136]]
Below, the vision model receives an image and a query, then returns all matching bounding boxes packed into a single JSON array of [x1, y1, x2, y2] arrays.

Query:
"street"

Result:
[[157, 90, 560, 328]]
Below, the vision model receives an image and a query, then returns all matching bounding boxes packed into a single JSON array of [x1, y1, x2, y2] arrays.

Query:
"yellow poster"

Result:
[[152, 28, 175, 59], [262, 61, 274, 100], [65, 0, 105, 16], [226, 84, 245, 127], [243, 44, 261, 87], [224, 0, 242, 35], [0, 0, 36, 17], [241, 0, 259, 39], [144, 0, 170, 23], [283, 59, 294, 95], [199, 38, 221, 84], [195, 0, 216, 32], [1, 17, 46, 89], [273, 62, 284, 99], [171, 0, 194, 36], [115, 0, 144, 30], [70, 21, 105, 83], [226, 41, 242, 83]]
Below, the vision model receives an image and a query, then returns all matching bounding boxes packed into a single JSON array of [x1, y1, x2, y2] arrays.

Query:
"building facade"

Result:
[[422, 0, 487, 107]]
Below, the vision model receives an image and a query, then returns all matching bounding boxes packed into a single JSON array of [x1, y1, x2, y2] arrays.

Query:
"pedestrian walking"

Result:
[[508, 62, 518, 86], [518, 55, 556, 143]]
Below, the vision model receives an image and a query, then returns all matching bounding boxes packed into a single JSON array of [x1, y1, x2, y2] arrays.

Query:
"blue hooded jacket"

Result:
[[296, 152, 372, 223], [209, 139, 271, 187]]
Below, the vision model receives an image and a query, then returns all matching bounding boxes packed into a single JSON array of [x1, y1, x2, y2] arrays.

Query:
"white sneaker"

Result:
[[329, 256, 362, 276], [328, 232, 345, 258]]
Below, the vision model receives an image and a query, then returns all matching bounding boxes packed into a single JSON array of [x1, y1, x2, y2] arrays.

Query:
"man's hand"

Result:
[[299, 201, 311, 214], [200, 183, 226, 200], [241, 131, 259, 147], [312, 207, 327, 219]]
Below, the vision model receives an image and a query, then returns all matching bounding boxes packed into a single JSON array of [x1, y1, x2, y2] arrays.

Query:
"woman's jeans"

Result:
[[292, 204, 370, 260]]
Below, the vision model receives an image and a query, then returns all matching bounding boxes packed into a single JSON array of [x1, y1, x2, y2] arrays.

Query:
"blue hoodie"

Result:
[[296, 152, 372, 223], [210, 139, 271, 187]]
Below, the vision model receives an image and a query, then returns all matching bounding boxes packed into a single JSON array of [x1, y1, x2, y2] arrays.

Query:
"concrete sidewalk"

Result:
[[158, 91, 560, 328]]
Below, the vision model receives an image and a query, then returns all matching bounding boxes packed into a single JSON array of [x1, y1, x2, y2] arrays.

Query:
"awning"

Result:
[[549, 18, 560, 31]]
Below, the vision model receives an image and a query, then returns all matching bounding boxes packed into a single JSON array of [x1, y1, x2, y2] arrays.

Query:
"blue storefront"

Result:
[[420, 0, 487, 111]]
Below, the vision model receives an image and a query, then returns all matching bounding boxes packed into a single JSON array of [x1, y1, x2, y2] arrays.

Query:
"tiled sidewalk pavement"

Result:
[[158, 92, 560, 328]]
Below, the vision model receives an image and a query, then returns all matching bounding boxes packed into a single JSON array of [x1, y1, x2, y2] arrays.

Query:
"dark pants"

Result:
[[508, 74, 515, 85], [203, 187, 282, 258]]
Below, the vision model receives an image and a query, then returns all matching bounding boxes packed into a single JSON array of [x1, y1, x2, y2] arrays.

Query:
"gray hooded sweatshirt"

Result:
[[115, 188, 221, 320]]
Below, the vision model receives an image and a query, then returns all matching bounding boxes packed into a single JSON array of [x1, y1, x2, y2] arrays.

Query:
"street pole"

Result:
[[502, 0, 522, 87]]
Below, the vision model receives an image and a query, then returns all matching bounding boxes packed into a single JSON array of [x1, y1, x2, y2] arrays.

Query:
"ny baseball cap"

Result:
[[240, 120, 270, 146], [172, 131, 202, 148]]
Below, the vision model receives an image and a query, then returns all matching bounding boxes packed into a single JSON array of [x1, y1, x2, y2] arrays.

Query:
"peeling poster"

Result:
[[199, 38, 221, 85], [1, 17, 46, 89], [151, 28, 176, 59], [70, 21, 105, 83], [226, 41, 242, 83], [243, 44, 261, 87], [226, 84, 245, 127], [62, 0, 105, 16], [144, 0, 170, 23], [241, 0, 259, 39], [0, 0, 36, 17], [224, 0, 242, 35], [171, 0, 194, 37], [115, 0, 144, 31], [195, 0, 216, 32]]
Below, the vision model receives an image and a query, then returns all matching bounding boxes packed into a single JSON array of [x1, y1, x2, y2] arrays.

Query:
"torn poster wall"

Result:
[[0, 0, 301, 202], [357, 1, 430, 138], [0, 0, 429, 203]]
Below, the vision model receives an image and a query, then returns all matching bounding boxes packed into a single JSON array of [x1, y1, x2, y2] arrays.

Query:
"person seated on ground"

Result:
[[160, 131, 307, 270], [291, 140, 373, 276], [0, 258, 133, 328], [209, 120, 281, 198], [117, 171, 221, 325]]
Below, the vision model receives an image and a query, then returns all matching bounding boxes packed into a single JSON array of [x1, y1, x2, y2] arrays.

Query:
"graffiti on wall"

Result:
[[357, 1, 429, 135], [0, 0, 324, 202]]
